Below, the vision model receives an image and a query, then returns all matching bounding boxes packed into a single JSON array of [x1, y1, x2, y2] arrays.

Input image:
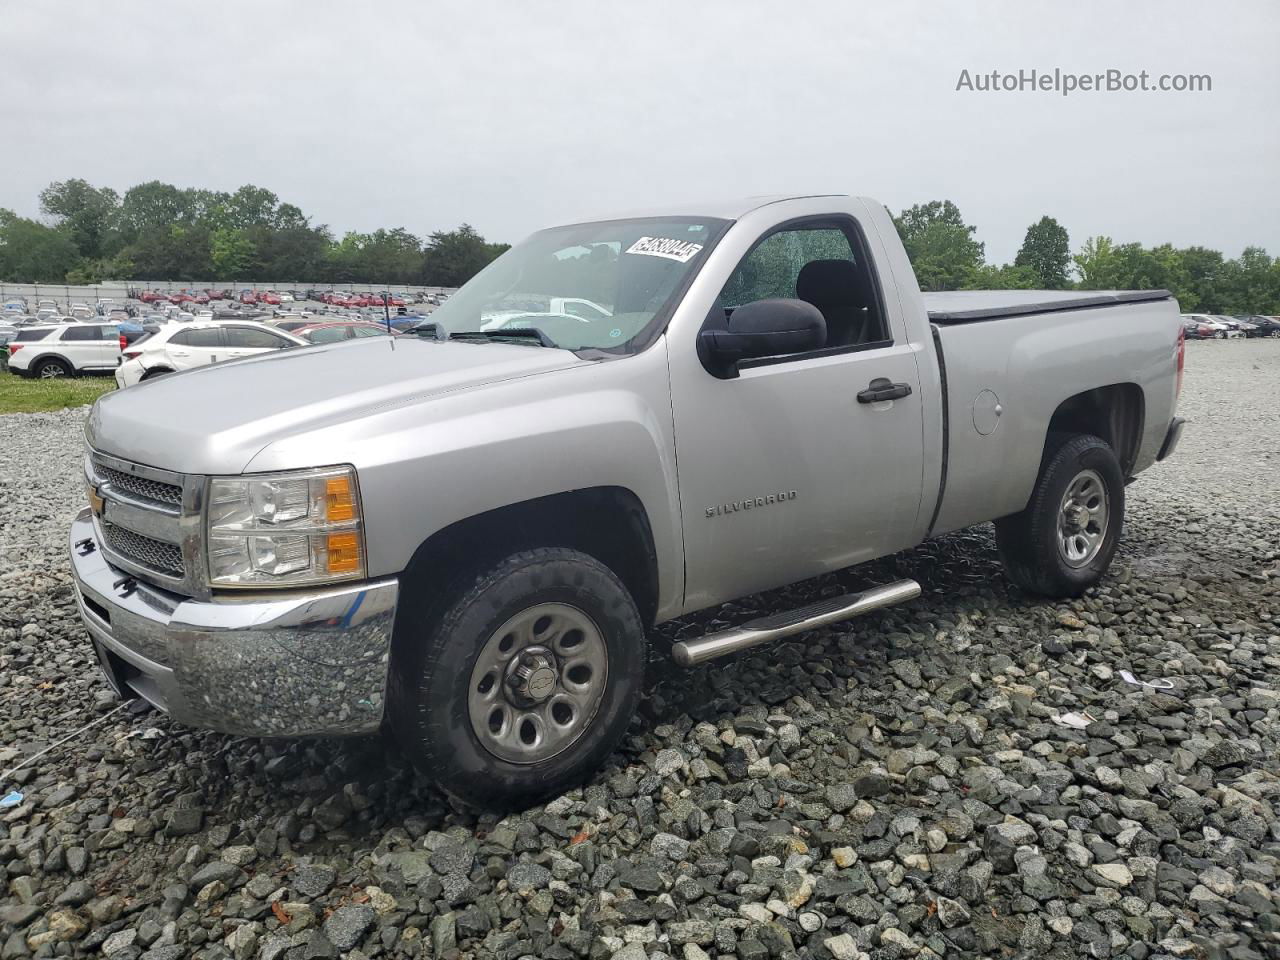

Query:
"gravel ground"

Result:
[[1, 339, 1277, 960]]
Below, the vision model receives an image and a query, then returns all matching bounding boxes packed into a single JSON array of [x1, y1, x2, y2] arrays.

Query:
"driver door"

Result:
[[669, 216, 926, 612]]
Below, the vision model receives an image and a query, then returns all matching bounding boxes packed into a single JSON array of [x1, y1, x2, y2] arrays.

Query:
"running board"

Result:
[[671, 579, 922, 667]]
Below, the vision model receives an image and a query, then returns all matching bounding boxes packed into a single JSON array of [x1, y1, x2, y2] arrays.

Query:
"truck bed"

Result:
[[923, 289, 1182, 539], [925, 289, 1172, 324]]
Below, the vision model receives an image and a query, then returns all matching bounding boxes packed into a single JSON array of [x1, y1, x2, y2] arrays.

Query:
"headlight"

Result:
[[206, 466, 365, 588]]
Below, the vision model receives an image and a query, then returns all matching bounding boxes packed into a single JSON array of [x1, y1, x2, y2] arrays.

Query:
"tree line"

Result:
[[892, 200, 1280, 315], [2, 180, 1277, 313], [0, 179, 510, 287]]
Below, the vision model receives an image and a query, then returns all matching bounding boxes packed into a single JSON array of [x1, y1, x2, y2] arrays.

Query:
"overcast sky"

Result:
[[3, 0, 1277, 264]]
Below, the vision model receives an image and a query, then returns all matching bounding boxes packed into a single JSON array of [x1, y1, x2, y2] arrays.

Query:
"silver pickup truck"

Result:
[[70, 195, 1186, 807]]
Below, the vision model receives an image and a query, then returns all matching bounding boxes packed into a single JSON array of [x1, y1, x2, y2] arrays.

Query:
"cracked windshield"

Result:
[[426, 218, 727, 350]]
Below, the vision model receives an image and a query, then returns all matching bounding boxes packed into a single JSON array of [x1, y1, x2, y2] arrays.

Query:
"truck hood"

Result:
[[88, 337, 589, 474]]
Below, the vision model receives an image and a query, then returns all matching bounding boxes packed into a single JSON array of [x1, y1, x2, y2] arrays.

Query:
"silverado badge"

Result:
[[705, 490, 798, 518]]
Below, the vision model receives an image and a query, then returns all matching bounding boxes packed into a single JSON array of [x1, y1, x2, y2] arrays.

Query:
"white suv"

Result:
[[7, 323, 122, 378], [116, 320, 306, 388]]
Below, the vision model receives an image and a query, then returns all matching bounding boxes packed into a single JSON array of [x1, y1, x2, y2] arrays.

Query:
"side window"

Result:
[[306, 326, 347, 343], [172, 328, 222, 348], [226, 327, 292, 349], [61, 325, 97, 341], [716, 220, 889, 352]]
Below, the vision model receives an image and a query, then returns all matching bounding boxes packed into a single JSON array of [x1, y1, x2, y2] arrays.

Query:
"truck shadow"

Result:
[[119, 499, 1235, 860]]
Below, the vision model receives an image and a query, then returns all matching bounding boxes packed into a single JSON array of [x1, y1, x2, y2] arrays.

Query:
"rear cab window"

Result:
[[15, 328, 56, 342]]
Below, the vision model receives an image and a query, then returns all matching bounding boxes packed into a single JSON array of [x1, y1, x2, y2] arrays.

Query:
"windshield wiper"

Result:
[[448, 328, 558, 348]]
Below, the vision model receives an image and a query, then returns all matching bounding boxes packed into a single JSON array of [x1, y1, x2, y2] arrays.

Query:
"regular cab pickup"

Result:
[[70, 195, 1186, 807]]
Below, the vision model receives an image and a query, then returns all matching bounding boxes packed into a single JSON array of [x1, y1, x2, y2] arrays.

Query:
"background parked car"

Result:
[[1243, 315, 1280, 337], [269, 317, 321, 333], [1209, 315, 1249, 337], [115, 320, 306, 387], [1181, 316, 1214, 340], [7, 322, 121, 378], [291, 320, 396, 343], [1182, 313, 1238, 339], [1222, 315, 1259, 337]]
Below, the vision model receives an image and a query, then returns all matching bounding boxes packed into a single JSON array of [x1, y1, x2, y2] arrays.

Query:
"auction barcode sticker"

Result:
[[625, 236, 704, 263]]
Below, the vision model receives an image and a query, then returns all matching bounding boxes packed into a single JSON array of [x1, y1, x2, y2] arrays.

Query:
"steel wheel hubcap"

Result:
[[1058, 468, 1109, 567], [467, 602, 608, 764]]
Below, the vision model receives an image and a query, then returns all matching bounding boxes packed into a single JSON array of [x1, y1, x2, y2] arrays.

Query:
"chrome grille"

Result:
[[102, 522, 185, 578], [93, 459, 183, 506]]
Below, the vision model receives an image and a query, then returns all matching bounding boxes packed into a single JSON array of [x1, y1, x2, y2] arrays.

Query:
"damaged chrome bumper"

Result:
[[68, 508, 398, 737]]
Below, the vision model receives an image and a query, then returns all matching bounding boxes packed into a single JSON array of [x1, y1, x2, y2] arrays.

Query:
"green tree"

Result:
[[421, 224, 509, 286], [223, 185, 279, 229], [1219, 246, 1278, 314], [1014, 216, 1071, 288], [211, 228, 255, 277], [38, 178, 120, 259], [249, 224, 332, 280], [1072, 236, 1121, 288], [893, 201, 985, 291], [962, 263, 1041, 290], [120, 224, 214, 279], [0, 209, 81, 281], [117, 181, 191, 239]]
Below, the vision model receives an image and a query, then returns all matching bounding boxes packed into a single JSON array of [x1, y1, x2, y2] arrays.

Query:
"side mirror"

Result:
[[698, 298, 826, 378]]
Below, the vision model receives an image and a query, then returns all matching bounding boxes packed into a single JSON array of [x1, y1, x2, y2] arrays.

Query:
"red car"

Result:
[[292, 321, 395, 343], [347, 294, 369, 308], [387, 295, 406, 307], [259, 292, 282, 306], [367, 294, 385, 307], [240, 290, 257, 304], [194, 293, 210, 305], [139, 290, 163, 303]]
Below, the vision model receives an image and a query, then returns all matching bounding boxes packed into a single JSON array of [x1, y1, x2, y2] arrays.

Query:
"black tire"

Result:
[[389, 548, 645, 809], [995, 433, 1125, 598], [35, 357, 72, 379]]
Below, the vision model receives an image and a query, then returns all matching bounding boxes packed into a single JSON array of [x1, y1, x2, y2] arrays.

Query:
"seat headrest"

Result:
[[796, 259, 862, 306]]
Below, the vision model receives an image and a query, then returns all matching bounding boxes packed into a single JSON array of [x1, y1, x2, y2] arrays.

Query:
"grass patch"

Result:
[[0, 372, 116, 414]]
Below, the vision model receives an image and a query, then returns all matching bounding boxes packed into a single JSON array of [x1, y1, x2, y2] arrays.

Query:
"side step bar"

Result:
[[671, 579, 921, 667]]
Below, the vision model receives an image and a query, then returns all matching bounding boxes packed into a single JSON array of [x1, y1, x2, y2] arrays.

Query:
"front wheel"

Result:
[[995, 433, 1125, 597], [389, 548, 646, 809]]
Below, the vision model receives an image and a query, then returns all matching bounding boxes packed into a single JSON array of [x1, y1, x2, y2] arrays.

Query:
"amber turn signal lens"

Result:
[[325, 475, 355, 522], [326, 532, 361, 573]]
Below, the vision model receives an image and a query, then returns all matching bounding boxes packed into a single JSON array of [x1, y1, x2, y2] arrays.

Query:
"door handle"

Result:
[[857, 378, 913, 403]]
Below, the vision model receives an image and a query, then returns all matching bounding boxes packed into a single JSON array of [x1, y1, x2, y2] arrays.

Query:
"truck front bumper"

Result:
[[68, 508, 398, 738]]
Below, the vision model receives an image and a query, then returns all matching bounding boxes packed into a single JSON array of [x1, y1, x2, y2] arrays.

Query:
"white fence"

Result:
[[1, 281, 457, 305]]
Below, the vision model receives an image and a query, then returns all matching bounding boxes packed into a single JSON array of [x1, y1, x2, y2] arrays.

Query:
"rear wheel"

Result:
[[389, 548, 646, 809], [995, 433, 1124, 597], [36, 358, 72, 379], [1214, 331, 1226, 339]]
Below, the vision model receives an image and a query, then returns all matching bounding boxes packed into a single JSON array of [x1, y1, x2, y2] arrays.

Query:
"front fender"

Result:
[[245, 344, 685, 620]]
